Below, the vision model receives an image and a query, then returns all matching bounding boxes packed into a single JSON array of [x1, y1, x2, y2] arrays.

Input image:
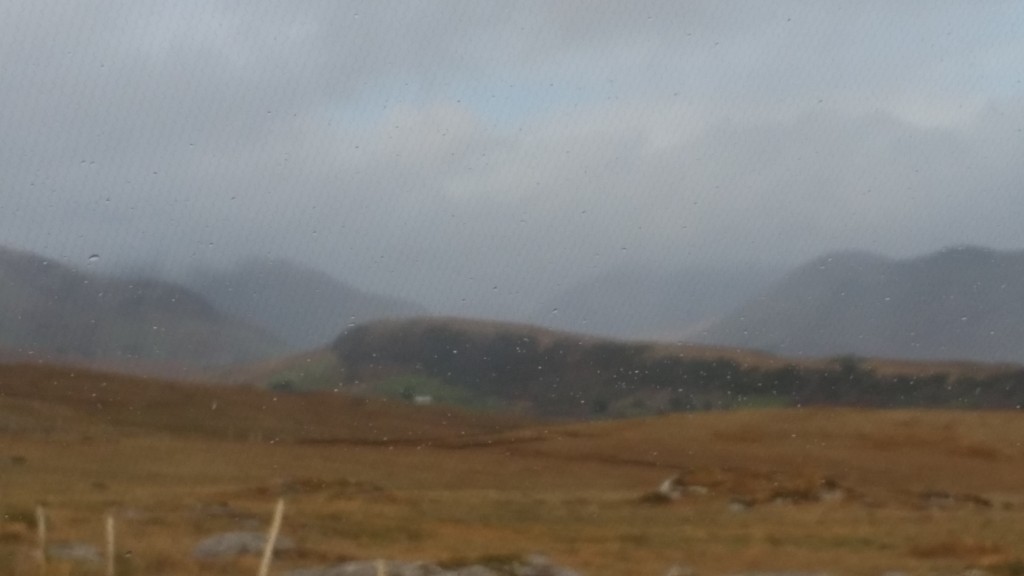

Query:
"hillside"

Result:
[[0, 246, 282, 371], [529, 264, 780, 340], [0, 362, 524, 442], [698, 246, 1024, 363], [318, 317, 1024, 418], [1, 361, 1022, 576], [184, 257, 428, 351]]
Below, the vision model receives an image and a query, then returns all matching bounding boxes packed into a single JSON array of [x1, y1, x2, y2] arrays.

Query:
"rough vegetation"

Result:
[[1, 362, 1023, 575], [328, 318, 1024, 418]]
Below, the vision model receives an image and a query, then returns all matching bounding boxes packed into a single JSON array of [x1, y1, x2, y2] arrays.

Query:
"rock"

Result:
[[512, 554, 583, 576], [818, 487, 845, 502], [640, 475, 687, 504], [48, 541, 102, 563], [283, 555, 583, 576], [727, 498, 752, 513], [284, 560, 443, 576], [639, 491, 678, 504], [452, 566, 501, 576], [193, 531, 295, 559], [918, 490, 993, 509], [658, 475, 684, 500], [686, 485, 710, 496], [728, 572, 831, 576], [817, 477, 846, 502]]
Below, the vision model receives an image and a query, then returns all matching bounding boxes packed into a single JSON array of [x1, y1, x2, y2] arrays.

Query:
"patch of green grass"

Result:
[[373, 374, 507, 410], [733, 393, 792, 409], [264, 354, 342, 392]]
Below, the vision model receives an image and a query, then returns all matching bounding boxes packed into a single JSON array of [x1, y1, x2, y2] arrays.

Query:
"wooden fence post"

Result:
[[257, 498, 285, 576], [35, 505, 46, 576], [105, 513, 116, 576]]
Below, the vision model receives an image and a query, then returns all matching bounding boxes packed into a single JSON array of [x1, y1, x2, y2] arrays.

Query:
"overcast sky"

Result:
[[2, 2, 1023, 316]]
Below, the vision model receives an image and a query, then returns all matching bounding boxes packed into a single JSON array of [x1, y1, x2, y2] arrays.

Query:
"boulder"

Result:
[[284, 560, 443, 576], [283, 554, 582, 576], [48, 541, 102, 563], [193, 531, 295, 559]]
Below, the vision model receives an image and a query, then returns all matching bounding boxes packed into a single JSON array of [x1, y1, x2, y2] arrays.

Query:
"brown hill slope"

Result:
[[0, 362, 525, 442]]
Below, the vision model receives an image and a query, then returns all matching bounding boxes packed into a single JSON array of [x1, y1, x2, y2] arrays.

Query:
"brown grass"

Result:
[[1, 363, 1023, 576]]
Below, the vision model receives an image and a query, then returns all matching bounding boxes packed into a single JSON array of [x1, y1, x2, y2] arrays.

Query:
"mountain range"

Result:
[[5, 241, 1024, 374], [182, 257, 428, 351], [0, 247, 426, 372], [698, 245, 1024, 363], [0, 246, 281, 371]]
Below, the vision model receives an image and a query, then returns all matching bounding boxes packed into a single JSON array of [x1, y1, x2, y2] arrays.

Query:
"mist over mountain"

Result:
[[0, 246, 282, 370], [183, 258, 428, 351], [530, 264, 781, 341], [698, 246, 1024, 364]]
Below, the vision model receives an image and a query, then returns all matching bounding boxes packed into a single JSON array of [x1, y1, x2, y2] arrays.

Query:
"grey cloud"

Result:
[[0, 2, 1022, 319]]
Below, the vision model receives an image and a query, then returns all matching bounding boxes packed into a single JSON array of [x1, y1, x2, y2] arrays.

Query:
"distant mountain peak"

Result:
[[183, 257, 428, 351], [698, 245, 1024, 364], [0, 245, 283, 373]]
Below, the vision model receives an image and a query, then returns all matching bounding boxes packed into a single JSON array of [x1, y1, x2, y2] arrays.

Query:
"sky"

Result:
[[2, 1, 1023, 317]]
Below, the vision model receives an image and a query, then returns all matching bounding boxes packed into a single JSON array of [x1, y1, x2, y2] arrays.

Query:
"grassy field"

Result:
[[1, 363, 1023, 576]]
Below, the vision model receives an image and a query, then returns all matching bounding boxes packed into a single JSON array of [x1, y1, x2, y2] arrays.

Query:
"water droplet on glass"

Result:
[[87, 254, 100, 263]]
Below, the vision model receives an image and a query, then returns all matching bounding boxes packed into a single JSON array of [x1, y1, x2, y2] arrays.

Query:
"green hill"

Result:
[[308, 317, 1024, 418]]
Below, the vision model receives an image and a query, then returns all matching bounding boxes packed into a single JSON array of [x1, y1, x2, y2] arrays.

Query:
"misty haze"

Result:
[[2, 3, 1023, 576]]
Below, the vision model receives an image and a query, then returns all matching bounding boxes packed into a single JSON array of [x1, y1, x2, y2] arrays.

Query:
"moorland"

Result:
[[2, 361, 1022, 576]]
